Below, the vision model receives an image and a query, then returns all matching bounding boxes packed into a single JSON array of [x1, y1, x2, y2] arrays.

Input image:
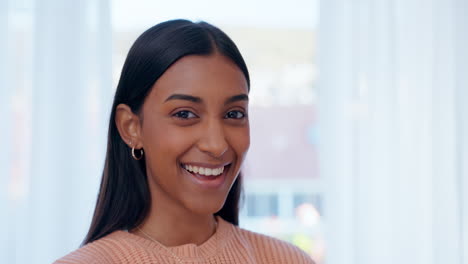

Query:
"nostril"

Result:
[[197, 140, 229, 158]]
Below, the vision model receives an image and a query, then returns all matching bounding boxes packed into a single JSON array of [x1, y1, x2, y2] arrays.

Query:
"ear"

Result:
[[115, 104, 143, 149]]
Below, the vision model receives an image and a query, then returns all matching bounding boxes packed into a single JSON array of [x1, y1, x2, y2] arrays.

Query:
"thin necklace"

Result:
[[136, 219, 218, 264]]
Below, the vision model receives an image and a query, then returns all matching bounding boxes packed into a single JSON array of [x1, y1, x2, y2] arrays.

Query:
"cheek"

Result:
[[142, 122, 193, 163], [230, 125, 250, 158]]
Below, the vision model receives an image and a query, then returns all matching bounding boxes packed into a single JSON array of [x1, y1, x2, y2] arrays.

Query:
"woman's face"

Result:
[[140, 53, 250, 216]]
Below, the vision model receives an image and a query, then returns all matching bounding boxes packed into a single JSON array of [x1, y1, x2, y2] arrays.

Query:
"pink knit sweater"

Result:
[[54, 216, 315, 264]]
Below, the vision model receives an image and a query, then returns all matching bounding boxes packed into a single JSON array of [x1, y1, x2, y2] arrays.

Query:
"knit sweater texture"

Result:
[[54, 216, 315, 264]]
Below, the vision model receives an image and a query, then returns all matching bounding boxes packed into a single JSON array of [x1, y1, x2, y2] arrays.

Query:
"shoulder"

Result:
[[229, 223, 316, 264], [52, 231, 141, 264]]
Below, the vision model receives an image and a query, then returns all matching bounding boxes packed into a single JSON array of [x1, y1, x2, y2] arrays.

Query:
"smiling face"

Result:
[[138, 53, 250, 216]]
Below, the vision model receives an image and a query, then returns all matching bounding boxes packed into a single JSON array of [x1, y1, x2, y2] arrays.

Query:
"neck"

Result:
[[131, 189, 218, 247]]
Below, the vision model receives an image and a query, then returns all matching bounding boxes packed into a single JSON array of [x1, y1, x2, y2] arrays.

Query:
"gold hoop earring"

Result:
[[132, 146, 144, 160]]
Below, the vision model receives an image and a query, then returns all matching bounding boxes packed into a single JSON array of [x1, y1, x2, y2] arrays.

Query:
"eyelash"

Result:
[[224, 110, 246, 119], [173, 110, 197, 119], [172, 110, 246, 120]]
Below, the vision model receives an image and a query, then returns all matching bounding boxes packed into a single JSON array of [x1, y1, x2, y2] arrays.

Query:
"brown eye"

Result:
[[224, 110, 246, 119], [173, 110, 197, 119]]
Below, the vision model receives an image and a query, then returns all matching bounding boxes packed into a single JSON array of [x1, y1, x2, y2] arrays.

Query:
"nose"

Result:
[[197, 119, 229, 158]]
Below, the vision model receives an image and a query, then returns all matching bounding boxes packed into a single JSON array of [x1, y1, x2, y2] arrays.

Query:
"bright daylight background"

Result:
[[1, 0, 467, 263]]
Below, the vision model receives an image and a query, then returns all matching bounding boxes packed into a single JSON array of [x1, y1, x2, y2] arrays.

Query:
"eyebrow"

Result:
[[164, 94, 202, 103], [164, 93, 249, 105], [224, 94, 249, 104]]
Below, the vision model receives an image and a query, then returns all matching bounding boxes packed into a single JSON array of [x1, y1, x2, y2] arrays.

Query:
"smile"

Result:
[[182, 164, 224, 176], [180, 162, 232, 189]]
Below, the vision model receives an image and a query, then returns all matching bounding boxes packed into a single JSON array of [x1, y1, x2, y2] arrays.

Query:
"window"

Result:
[[246, 193, 279, 217], [294, 193, 323, 216]]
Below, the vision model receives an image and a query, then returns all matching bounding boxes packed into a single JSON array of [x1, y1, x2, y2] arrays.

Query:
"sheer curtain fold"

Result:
[[455, 1, 468, 262], [0, 0, 12, 262], [319, 0, 466, 263], [0, 0, 112, 263], [453, 0, 468, 263], [29, 1, 112, 263]]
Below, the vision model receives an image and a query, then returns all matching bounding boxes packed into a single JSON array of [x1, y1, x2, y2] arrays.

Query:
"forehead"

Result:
[[148, 54, 248, 102]]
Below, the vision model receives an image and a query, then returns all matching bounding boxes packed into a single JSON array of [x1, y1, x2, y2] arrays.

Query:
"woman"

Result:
[[54, 19, 315, 264]]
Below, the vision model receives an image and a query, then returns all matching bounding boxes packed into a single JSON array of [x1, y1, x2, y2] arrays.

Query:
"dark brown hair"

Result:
[[83, 19, 250, 245]]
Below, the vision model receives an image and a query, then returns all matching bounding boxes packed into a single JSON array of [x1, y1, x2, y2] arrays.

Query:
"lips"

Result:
[[183, 164, 224, 176], [180, 163, 231, 189]]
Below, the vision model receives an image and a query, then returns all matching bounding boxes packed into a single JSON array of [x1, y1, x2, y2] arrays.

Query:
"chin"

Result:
[[184, 194, 228, 216]]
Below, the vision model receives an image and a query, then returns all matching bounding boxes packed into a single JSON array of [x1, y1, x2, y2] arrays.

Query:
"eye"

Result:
[[225, 110, 246, 119], [173, 110, 198, 119]]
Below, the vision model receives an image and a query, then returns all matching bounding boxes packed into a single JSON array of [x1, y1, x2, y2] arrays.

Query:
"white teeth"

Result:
[[183, 164, 225, 176]]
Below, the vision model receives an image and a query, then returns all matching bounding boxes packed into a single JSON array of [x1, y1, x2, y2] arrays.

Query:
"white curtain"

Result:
[[0, 0, 112, 263], [318, 0, 468, 264], [0, 0, 12, 261]]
